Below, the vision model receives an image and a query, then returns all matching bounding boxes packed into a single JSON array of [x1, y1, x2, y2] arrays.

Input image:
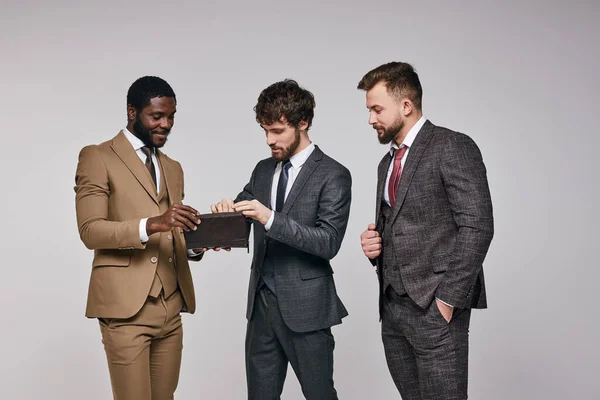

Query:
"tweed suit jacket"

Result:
[[374, 120, 494, 310], [236, 145, 351, 333]]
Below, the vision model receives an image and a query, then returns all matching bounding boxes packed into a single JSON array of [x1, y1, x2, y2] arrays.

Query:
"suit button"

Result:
[[151, 256, 158, 263], [167, 234, 172, 240], [393, 266, 398, 271], [168, 257, 173, 263]]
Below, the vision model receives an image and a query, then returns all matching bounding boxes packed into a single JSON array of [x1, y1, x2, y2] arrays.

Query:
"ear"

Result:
[[298, 120, 309, 132], [127, 104, 137, 122], [401, 99, 414, 116]]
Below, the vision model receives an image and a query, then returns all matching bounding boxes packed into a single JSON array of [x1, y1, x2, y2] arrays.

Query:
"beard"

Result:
[[271, 128, 301, 161], [133, 114, 170, 149], [374, 115, 404, 145]]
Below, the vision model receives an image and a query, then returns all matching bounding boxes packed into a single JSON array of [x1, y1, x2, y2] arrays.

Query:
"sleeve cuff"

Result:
[[264, 211, 275, 231], [139, 218, 149, 243], [187, 249, 203, 257]]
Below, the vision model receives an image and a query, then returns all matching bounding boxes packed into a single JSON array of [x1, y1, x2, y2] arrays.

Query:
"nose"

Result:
[[368, 112, 377, 126], [160, 117, 173, 130], [266, 132, 276, 146]]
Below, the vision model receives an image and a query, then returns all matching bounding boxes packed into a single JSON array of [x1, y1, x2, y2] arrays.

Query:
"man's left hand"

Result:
[[436, 298, 454, 323], [233, 200, 272, 225]]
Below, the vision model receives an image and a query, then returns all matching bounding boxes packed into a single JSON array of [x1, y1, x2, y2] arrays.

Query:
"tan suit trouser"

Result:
[[99, 289, 184, 400]]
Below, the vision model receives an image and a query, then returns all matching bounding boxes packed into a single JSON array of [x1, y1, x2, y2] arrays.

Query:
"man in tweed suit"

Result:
[[212, 79, 351, 399], [358, 62, 494, 399]]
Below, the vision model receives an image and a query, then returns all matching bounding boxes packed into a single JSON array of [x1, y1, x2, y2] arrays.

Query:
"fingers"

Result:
[[362, 238, 381, 252], [174, 203, 199, 216], [361, 229, 380, 240], [361, 230, 381, 259], [368, 223, 377, 231], [170, 210, 199, 231], [232, 200, 247, 210], [211, 199, 234, 213]]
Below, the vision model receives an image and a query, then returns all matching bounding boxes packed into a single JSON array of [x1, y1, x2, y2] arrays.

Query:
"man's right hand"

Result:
[[211, 198, 234, 213], [361, 223, 382, 259], [146, 204, 200, 236]]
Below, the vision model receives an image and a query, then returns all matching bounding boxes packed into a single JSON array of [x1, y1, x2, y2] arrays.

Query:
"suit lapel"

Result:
[[110, 131, 159, 205], [281, 146, 322, 214], [389, 120, 436, 224], [157, 151, 173, 205], [375, 152, 392, 222], [258, 159, 277, 209]]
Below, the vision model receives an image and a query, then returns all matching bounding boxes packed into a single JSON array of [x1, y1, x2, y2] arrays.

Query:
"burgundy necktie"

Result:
[[141, 146, 157, 189], [388, 146, 408, 208]]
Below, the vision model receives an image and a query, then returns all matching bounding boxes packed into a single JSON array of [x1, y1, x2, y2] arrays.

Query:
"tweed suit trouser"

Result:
[[382, 287, 471, 400]]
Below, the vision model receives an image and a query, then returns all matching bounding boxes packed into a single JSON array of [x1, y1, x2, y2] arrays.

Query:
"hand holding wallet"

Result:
[[183, 212, 251, 250]]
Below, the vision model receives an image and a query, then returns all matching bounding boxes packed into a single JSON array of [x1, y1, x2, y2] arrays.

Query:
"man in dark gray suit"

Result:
[[358, 62, 494, 399], [212, 79, 351, 399]]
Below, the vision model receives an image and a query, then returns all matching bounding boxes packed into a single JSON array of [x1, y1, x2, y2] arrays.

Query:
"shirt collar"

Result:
[[389, 116, 427, 155], [123, 127, 151, 153], [287, 142, 315, 169]]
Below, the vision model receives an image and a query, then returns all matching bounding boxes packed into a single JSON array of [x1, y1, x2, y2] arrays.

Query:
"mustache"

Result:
[[151, 129, 170, 135]]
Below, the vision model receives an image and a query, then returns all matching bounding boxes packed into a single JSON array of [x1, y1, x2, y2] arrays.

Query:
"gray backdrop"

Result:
[[1, 0, 598, 398]]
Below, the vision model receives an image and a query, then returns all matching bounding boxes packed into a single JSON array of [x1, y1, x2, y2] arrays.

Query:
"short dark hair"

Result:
[[357, 62, 423, 110], [254, 79, 316, 130], [127, 76, 176, 110]]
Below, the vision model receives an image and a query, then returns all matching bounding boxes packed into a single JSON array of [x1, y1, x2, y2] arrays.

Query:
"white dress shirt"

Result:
[[264, 142, 316, 230]]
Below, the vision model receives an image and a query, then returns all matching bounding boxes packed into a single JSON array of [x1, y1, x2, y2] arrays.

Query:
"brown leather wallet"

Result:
[[183, 212, 251, 250]]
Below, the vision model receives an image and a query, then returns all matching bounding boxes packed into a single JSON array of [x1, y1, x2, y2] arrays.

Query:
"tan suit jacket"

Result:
[[75, 131, 196, 319]]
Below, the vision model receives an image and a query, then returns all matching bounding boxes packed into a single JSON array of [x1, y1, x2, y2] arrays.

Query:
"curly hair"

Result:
[[127, 76, 176, 110], [254, 79, 316, 130], [357, 62, 422, 110]]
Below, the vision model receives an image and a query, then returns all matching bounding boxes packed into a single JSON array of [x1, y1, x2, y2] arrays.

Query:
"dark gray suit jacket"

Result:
[[374, 120, 494, 310], [236, 145, 351, 333]]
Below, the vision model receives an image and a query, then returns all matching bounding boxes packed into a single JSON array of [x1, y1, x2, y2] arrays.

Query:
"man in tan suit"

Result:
[[75, 76, 203, 399]]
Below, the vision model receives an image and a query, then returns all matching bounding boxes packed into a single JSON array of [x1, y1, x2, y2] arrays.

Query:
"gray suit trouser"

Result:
[[245, 286, 338, 400], [382, 287, 471, 400]]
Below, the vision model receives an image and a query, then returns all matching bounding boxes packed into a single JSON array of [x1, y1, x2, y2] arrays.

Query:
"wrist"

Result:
[[146, 217, 159, 236], [261, 210, 273, 225]]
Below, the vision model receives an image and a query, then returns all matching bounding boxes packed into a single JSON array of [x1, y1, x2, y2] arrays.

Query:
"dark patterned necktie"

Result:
[[275, 160, 292, 212], [141, 146, 157, 188]]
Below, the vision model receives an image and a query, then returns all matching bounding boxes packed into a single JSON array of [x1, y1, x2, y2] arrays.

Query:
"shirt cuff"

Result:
[[139, 218, 149, 243], [264, 210, 275, 230], [436, 297, 453, 308], [187, 249, 203, 257]]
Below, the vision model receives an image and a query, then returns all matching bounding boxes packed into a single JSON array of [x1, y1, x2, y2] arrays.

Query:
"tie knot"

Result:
[[141, 146, 153, 158], [394, 145, 408, 160], [282, 159, 292, 171]]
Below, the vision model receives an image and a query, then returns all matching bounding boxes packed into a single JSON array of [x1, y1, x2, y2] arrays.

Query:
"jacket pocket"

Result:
[[300, 266, 333, 280], [92, 250, 132, 267]]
